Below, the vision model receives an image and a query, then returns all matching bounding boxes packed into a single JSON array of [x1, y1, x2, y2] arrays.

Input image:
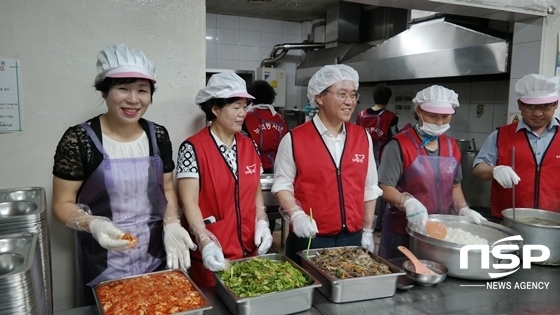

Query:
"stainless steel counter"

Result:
[[54, 261, 560, 315]]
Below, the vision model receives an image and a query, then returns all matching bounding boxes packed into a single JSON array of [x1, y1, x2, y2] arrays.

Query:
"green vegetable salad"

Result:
[[217, 257, 310, 298]]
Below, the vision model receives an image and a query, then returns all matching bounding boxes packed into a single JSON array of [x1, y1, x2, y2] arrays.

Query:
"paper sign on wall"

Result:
[[0, 58, 22, 132]]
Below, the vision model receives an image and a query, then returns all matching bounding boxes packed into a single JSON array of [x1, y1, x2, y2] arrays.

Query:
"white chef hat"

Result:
[[195, 71, 255, 105], [413, 85, 459, 114], [307, 64, 359, 107], [515, 74, 560, 104], [95, 44, 156, 84]]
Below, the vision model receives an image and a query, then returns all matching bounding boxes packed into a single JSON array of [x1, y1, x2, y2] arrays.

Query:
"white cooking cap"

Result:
[[413, 85, 459, 114], [195, 71, 255, 105], [515, 73, 560, 104], [307, 64, 359, 107], [95, 44, 156, 83]]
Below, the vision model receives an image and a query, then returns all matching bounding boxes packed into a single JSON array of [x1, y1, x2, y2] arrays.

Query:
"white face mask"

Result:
[[419, 114, 450, 136]]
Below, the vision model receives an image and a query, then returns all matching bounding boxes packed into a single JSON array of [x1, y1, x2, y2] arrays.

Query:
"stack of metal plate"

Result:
[[0, 233, 46, 315], [0, 187, 52, 315]]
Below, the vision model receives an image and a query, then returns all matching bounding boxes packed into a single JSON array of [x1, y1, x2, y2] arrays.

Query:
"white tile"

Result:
[[206, 13, 217, 28], [282, 21, 301, 35], [467, 132, 492, 152], [217, 28, 240, 45], [508, 80, 520, 111], [282, 34, 301, 44], [510, 41, 541, 79], [216, 59, 240, 70], [206, 28, 217, 43], [452, 103, 470, 132], [446, 130, 468, 140], [238, 60, 260, 71], [240, 16, 261, 32], [206, 43, 217, 59], [205, 58, 217, 69], [513, 18, 543, 44], [217, 14, 239, 30], [492, 103, 508, 130], [261, 32, 284, 49], [217, 44, 240, 60], [470, 81, 496, 104], [494, 80, 509, 103], [261, 19, 283, 34], [239, 46, 262, 61], [446, 82, 471, 104], [287, 90, 298, 107], [467, 103, 494, 133], [240, 30, 262, 47]]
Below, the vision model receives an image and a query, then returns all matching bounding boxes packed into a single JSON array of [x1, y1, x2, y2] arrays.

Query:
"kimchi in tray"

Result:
[[93, 269, 212, 315]]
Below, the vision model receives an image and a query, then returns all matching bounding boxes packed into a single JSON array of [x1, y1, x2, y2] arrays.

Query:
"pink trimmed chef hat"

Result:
[[515, 74, 560, 104], [413, 85, 460, 114], [95, 44, 156, 84]]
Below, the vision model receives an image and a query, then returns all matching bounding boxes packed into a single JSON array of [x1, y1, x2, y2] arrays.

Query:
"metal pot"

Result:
[[406, 215, 521, 280], [456, 139, 472, 151], [501, 208, 560, 266], [260, 174, 278, 207]]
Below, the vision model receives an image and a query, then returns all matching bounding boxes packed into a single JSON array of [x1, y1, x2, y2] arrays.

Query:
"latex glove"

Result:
[[201, 242, 227, 272], [459, 207, 487, 224], [492, 165, 520, 189], [164, 222, 197, 271], [361, 228, 375, 253], [403, 198, 429, 231], [89, 219, 131, 251], [290, 210, 318, 238], [254, 220, 273, 255]]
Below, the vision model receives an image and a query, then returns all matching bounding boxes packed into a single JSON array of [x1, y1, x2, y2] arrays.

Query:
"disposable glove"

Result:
[[459, 207, 487, 224], [290, 210, 318, 238], [201, 242, 227, 271], [164, 222, 197, 271], [361, 228, 375, 253], [89, 219, 131, 251], [402, 198, 429, 231], [254, 220, 273, 255], [492, 166, 520, 189]]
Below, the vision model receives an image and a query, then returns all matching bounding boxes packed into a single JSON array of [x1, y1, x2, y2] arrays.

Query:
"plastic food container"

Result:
[[93, 269, 212, 315], [299, 246, 405, 303], [213, 253, 321, 315]]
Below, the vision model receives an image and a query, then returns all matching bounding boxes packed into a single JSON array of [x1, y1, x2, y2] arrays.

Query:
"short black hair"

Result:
[[372, 83, 392, 105], [247, 80, 276, 105], [199, 97, 245, 121], [94, 77, 156, 103]]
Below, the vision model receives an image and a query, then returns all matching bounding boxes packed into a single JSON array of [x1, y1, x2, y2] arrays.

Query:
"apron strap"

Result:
[[81, 122, 110, 159]]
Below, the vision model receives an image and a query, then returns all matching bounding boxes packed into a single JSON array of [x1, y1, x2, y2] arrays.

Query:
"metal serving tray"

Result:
[[213, 253, 321, 315], [93, 269, 212, 315], [299, 246, 406, 303]]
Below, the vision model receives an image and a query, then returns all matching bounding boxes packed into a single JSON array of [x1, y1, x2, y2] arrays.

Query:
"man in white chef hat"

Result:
[[272, 64, 383, 264], [473, 73, 560, 219]]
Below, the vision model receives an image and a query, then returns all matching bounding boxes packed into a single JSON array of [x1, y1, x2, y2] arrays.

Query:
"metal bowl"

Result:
[[0, 253, 25, 275], [3, 190, 38, 201], [402, 259, 448, 286], [0, 201, 38, 217]]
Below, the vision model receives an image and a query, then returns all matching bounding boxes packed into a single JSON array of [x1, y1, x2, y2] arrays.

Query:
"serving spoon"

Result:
[[398, 246, 438, 276], [425, 220, 447, 240]]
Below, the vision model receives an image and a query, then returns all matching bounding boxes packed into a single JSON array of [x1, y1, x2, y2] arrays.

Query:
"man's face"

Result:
[[315, 80, 358, 124], [517, 100, 558, 130]]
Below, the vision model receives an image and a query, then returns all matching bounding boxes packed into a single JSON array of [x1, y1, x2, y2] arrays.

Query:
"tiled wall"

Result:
[[354, 81, 510, 148]]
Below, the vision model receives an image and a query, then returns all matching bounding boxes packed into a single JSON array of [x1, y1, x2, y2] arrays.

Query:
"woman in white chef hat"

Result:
[[378, 85, 486, 259], [177, 71, 273, 287], [52, 44, 195, 306]]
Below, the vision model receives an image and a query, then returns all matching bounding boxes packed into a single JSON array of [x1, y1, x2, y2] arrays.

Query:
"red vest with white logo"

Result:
[[244, 108, 288, 171], [291, 121, 369, 235], [184, 127, 260, 286], [356, 108, 397, 143], [491, 122, 560, 218]]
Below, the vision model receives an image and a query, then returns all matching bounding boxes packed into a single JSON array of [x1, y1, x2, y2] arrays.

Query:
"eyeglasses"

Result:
[[325, 90, 360, 102], [520, 102, 556, 112]]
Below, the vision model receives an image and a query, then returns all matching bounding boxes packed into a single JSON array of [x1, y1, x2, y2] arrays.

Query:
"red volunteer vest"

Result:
[[184, 127, 260, 286], [291, 121, 369, 235], [491, 122, 560, 218], [356, 108, 397, 143], [244, 108, 288, 171]]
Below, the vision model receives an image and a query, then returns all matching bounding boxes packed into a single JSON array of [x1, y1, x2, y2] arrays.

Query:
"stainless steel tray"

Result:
[[93, 269, 212, 315], [213, 253, 321, 315], [299, 246, 406, 303]]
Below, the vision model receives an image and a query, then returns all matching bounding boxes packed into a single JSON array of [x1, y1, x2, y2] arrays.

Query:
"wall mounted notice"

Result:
[[0, 58, 22, 132]]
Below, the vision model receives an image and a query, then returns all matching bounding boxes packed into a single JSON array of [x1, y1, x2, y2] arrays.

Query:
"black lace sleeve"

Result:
[[154, 123, 175, 173], [52, 125, 93, 181]]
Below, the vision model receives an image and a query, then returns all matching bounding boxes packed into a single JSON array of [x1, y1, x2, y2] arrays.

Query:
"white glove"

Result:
[[290, 210, 318, 238], [403, 198, 428, 231], [459, 207, 487, 224], [164, 222, 197, 271], [361, 228, 375, 253], [254, 220, 273, 255], [492, 165, 520, 189], [89, 219, 131, 251], [201, 242, 227, 272]]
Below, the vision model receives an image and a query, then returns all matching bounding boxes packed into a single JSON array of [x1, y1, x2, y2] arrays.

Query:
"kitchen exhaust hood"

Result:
[[344, 17, 509, 83]]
